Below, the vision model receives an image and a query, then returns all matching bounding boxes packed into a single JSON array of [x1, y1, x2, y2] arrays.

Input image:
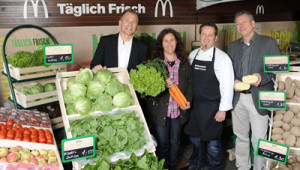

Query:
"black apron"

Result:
[[184, 47, 223, 141]]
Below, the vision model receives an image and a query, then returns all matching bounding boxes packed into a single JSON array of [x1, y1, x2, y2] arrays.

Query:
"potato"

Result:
[[277, 139, 285, 145], [286, 135, 296, 146], [273, 120, 284, 128], [272, 134, 282, 141], [296, 156, 300, 163], [296, 97, 300, 103], [292, 118, 300, 126], [287, 86, 295, 99], [273, 128, 284, 134], [283, 111, 294, 123], [283, 132, 291, 139], [296, 87, 300, 97], [293, 163, 300, 170], [288, 157, 296, 164], [282, 123, 291, 131], [276, 110, 286, 114], [242, 75, 258, 84], [286, 77, 293, 89], [274, 113, 284, 121], [295, 79, 300, 89], [292, 106, 300, 114], [291, 127, 300, 136], [296, 140, 300, 148], [278, 81, 285, 91], [236, 82, 250, 91]]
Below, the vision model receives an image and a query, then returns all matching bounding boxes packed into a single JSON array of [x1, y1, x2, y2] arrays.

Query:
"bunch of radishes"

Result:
[[0, 145, 58, 166]]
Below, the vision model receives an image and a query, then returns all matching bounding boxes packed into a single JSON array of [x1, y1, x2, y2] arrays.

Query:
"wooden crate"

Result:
[[12, 78, 58, 108], [55, 68, 155, 169], [0, 137, 63, 170], [3, 64, 67, 80]]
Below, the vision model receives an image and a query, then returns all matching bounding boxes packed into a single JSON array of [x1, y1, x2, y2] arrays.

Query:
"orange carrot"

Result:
[[172, 84, 188, 105], [170, 84, 186, 107]]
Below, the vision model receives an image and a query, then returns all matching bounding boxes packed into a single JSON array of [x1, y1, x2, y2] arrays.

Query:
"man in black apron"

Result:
[[184, 22, 234, 170]]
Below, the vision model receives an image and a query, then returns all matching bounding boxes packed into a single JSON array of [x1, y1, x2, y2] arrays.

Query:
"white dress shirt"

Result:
[[118, 34, 133, 68], [188, 46, 234, 112]]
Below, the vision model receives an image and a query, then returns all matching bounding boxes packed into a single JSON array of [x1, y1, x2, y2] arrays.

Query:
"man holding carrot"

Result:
[[184, 22, 234, 170]]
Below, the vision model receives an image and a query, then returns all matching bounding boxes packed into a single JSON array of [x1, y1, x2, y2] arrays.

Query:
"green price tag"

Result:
[[264, 55, 290, 73], [256, 139, 289, 164], [62, 135, 95, 163], [258, 91, 286, 110], [44, 44, 73, 65]]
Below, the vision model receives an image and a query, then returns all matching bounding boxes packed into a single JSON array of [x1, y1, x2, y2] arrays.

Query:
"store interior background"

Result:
[[0, 0, 299, 106]]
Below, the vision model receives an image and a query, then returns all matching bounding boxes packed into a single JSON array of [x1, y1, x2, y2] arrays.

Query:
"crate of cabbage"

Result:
[[4, 50, 67, 80], [55, 67, 155, 168], [12, 78, 58, 108]]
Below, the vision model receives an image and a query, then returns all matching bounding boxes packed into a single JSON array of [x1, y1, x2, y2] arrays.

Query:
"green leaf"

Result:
[[130, 152, 138, 164]]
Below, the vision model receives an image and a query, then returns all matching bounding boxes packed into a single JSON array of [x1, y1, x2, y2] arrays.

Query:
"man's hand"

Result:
[[180, 102, 191, 110], [214, 111, 226, 122], [92, 65, 106, 71], [234, 80, 242, 91], [251, 73, 261, 87]]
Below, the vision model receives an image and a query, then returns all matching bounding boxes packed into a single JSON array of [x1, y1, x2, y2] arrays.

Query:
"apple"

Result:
[[14, 152, 21, 160], [22, 159, 30, 164], [7, 152, 18, 162], [47, 149, 56, 156], [0, 157, 7, 162], [9, 147, 19, 153], [22, 148, 30, 153], [20, 153, 31, 161], [48, 159, 58, 165], [39, 149, 48, 156], [29, 158, 38, 164], [15, 145, 23, 151], [0, 147, 9, 157], [31, 150, 40, 157]]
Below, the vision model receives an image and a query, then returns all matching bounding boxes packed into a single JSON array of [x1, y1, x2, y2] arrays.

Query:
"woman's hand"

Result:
[[92, 65, 106, 71], [180, 102, 190, 110], [165, 78, 174, 88]]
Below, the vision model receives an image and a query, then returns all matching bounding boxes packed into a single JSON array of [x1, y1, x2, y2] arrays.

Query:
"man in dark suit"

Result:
[[90, 9, 147, 71], [227, 10, 280, 170]]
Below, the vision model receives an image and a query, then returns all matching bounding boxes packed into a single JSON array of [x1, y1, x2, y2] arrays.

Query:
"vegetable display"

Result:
[[129, 58, 169, 97], [62, 68, 133, 115], [82, 150, 165, 170], [68, 111, 147, 160]]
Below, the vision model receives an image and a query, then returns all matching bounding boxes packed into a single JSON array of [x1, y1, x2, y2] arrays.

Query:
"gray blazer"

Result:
[[227, 33, 280, 115]]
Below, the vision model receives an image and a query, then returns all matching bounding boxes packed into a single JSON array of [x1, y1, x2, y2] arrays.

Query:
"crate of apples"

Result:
[[0, 120, 54, 144], [0, 145, 59, 167]]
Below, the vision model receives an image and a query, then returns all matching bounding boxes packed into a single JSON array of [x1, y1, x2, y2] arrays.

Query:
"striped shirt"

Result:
[[165, 57, 180, 119]]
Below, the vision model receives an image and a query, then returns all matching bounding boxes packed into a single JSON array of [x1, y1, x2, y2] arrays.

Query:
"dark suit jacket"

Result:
[[90, 33, 148, 71], [227, 33, 280, 115]]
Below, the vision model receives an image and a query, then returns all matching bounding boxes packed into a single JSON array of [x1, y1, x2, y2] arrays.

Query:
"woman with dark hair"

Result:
[[146, 28, 193, 170]]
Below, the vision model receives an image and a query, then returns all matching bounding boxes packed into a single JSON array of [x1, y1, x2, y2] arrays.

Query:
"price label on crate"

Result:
[[44, 44, 73, 65], [62, 135, 95, 163], [258, 91, 286, 110], [256, 139, 289, 164], [264, 55, 289, 73]]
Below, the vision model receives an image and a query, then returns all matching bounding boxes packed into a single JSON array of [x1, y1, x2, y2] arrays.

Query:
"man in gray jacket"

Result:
[[227, 10, 280, 170]]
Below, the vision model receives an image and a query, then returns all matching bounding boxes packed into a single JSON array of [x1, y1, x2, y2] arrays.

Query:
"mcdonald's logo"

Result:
[[256, 5, 264, 15], [154, 0, 173, 18], [23, 0, 49, 19]]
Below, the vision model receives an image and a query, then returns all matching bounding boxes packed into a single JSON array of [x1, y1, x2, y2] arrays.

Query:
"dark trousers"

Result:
[[189, 136, 222, 170], [154, 117, 182, 170]]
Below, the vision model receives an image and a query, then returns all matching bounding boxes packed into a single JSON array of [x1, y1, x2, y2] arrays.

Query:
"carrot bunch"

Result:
[[169, 84, 188, 107]]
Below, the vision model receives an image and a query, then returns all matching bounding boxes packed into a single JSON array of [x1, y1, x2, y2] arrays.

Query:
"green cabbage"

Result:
[[66, 104, 77, 115], [67, 77, 76, 88], [29, 82, 44, 95], [94, 69, 116, 84], [69, 83, 87, 99], [76, 68, 93, 85], [123, 84, 131, 95], [113, 92, 133, 108], [74, 97, 92, 115], [44, 83, 56, 92], [19, 87, 31, 95], [87, 81, 105, 100], [63, 89, 73, 104], [106, 81, 125, 96], [94, 94, 114, 112]]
